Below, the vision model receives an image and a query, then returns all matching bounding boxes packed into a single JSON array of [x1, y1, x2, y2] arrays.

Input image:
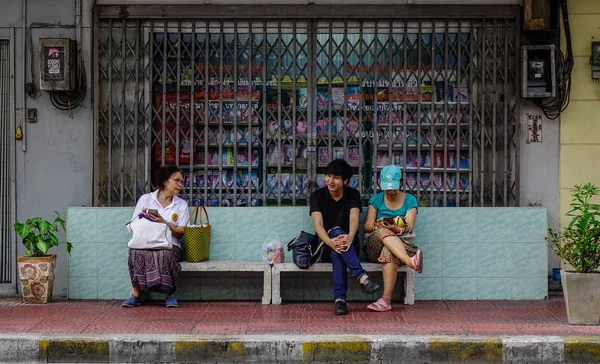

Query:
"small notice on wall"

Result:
[[527, 114, 542, 144], [44, 46, 64, 80]]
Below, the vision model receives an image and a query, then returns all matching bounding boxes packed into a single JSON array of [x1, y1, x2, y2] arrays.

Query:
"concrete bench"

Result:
[[180, 261, 272, 304], [271, 262, 414, 305]]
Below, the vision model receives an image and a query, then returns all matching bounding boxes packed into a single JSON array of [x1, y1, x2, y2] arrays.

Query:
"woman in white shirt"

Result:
[[122, 166, 189, 308]]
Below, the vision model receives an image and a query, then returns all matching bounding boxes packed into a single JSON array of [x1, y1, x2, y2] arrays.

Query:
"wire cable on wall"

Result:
[[27, 22, 74, 100], [49, 44, 87, 114], [594, 79, 600, 100], [27, 22, 87, 113], [533, 0, 573, 120]]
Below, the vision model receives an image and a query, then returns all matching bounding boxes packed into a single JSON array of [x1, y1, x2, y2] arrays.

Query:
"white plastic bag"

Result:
[[262, 232, 284, 264], [126, 215, 172, 250]]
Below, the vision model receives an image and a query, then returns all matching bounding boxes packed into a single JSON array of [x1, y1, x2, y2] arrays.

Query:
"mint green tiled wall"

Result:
[[67, 208, 133, 300], [67, 206, 548, 301], [414, 207, 548, 300]]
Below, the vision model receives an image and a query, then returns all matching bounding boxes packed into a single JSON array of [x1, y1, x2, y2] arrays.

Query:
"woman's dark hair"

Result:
[[155, 165, 184, 190]]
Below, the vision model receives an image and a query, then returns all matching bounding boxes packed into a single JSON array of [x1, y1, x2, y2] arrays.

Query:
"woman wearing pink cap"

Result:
[[363, 164, 424, 312]]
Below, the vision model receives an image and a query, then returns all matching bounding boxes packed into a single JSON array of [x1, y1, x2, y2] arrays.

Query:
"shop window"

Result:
[[97, 19, 517, 207]]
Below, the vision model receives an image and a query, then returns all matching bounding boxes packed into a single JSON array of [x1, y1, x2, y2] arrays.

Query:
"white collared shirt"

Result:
[[132, 190, 190, 247]]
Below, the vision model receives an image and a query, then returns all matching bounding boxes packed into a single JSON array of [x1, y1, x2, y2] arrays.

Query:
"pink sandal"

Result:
[[367, 298, 392, 312], [411, 250, 423, 273]]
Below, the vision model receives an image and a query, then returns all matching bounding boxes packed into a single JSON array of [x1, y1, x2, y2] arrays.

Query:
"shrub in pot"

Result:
[[13, 212, 72, 303], [548, 183, 600, 325]]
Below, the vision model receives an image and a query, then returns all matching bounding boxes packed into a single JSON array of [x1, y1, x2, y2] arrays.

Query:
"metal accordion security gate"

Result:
[[95, 10, 519, 208]]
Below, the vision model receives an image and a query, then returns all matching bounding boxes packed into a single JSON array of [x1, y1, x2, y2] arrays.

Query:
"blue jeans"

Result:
[[320, 226, 367, 301]]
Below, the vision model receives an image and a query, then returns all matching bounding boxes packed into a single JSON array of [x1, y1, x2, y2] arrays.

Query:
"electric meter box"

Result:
[[521, 44, 556, 98], [39, 38, 77, 91]]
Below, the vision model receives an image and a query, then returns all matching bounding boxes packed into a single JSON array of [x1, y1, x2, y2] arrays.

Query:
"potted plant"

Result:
[[548, 183, 600, 325], [13, 212, 72, 303]]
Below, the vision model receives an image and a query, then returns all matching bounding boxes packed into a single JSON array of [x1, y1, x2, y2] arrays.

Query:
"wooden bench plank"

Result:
[[271, 262, 414, 306], [180, 261, 272, 305]]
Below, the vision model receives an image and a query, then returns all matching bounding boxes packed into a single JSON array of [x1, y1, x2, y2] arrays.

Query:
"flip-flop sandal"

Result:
[[367, 298, 392, 312], [411, 250, 423, 273]]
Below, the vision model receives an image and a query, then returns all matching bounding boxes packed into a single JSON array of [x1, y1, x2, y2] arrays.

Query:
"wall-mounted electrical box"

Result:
[[522, 45, 556, 98], [590, 41, 600, 79], [523, 0, 552, 31], [39, 38, 77, 91]]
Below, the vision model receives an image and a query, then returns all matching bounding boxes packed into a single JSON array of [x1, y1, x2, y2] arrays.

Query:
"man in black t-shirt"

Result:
[[309, 159, 381, 315]]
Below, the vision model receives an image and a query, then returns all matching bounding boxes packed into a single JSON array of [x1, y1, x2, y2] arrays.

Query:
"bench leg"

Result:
[[404, 270, 415, 305], [262, 266, 272, 305], [271, 266, 282, 305]]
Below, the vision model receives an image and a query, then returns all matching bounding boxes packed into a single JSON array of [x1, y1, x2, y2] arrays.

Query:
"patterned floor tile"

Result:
[[82, 321, 141, 334], [402, 314, 459, 326], [301, 326, 356, 335], [302, 313, 355, 323], [191, 322, 248, 335], [62, 300, 118, 310], [161, 302, 213, 311], [303, 303, 338, 312], [404, 301, 449, 310], [446, 300, 499, 311], [8, 306, 63, 317], [206, 301, 257, 310], [255, 303, 305, 311], [136, 320, 197, 334], [246, 322, 302, 334], [148, 310, 203, 321], [507, 317, 567, 326], [29, 322, 90, 334], [82, 319, 145, 334], [95, 307, 161, 320], [355, 325, 411, 335], [499, 311, 558, 322], [301, 315, 355, 333], [0, 301, 24, 308], [450, 311, 505, 320], [569, 326, 600, 335], [493, 300, 545, 310], [407, 325, 467, 335], [0, 295, 597, 337], [250, 312, 303, 323], [516, 325, 575, 335], [462, 325, 520, 335], [353, 313, 404, 325], [0, 319, 46, 332]]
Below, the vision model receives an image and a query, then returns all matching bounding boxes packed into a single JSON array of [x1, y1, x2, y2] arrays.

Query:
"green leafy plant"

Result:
[[547, 183, 600, 273], [13, 211, 72, 257]]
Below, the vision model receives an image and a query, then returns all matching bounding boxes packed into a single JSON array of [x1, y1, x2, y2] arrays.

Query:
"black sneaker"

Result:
[[361, 278, 381, 294], [334, 300, 349, 315]]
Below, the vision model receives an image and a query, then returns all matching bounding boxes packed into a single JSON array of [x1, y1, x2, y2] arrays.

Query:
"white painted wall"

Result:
[[519, 100, 560, 273], [1, 0, 94, 296]]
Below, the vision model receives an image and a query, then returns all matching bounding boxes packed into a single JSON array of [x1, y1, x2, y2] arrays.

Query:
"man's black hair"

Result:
[[325, 159, 353, 180]]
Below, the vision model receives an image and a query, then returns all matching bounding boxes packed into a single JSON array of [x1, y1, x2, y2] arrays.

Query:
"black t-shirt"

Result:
[[309, 185, 363, 245]]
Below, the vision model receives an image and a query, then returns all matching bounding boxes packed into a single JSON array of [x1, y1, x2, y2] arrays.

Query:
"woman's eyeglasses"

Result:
[[170, 178, 184, 185]]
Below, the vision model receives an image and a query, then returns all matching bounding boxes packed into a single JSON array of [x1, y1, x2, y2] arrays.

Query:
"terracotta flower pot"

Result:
[[17, 255, 56, 304]]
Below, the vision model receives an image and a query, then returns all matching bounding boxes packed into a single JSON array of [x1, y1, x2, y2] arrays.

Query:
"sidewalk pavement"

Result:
[[1, 295, 600, 363]]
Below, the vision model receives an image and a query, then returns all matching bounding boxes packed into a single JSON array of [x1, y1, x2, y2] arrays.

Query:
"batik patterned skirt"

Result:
[[128, 246, 182, 293], [364, 229, 418, 265]]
